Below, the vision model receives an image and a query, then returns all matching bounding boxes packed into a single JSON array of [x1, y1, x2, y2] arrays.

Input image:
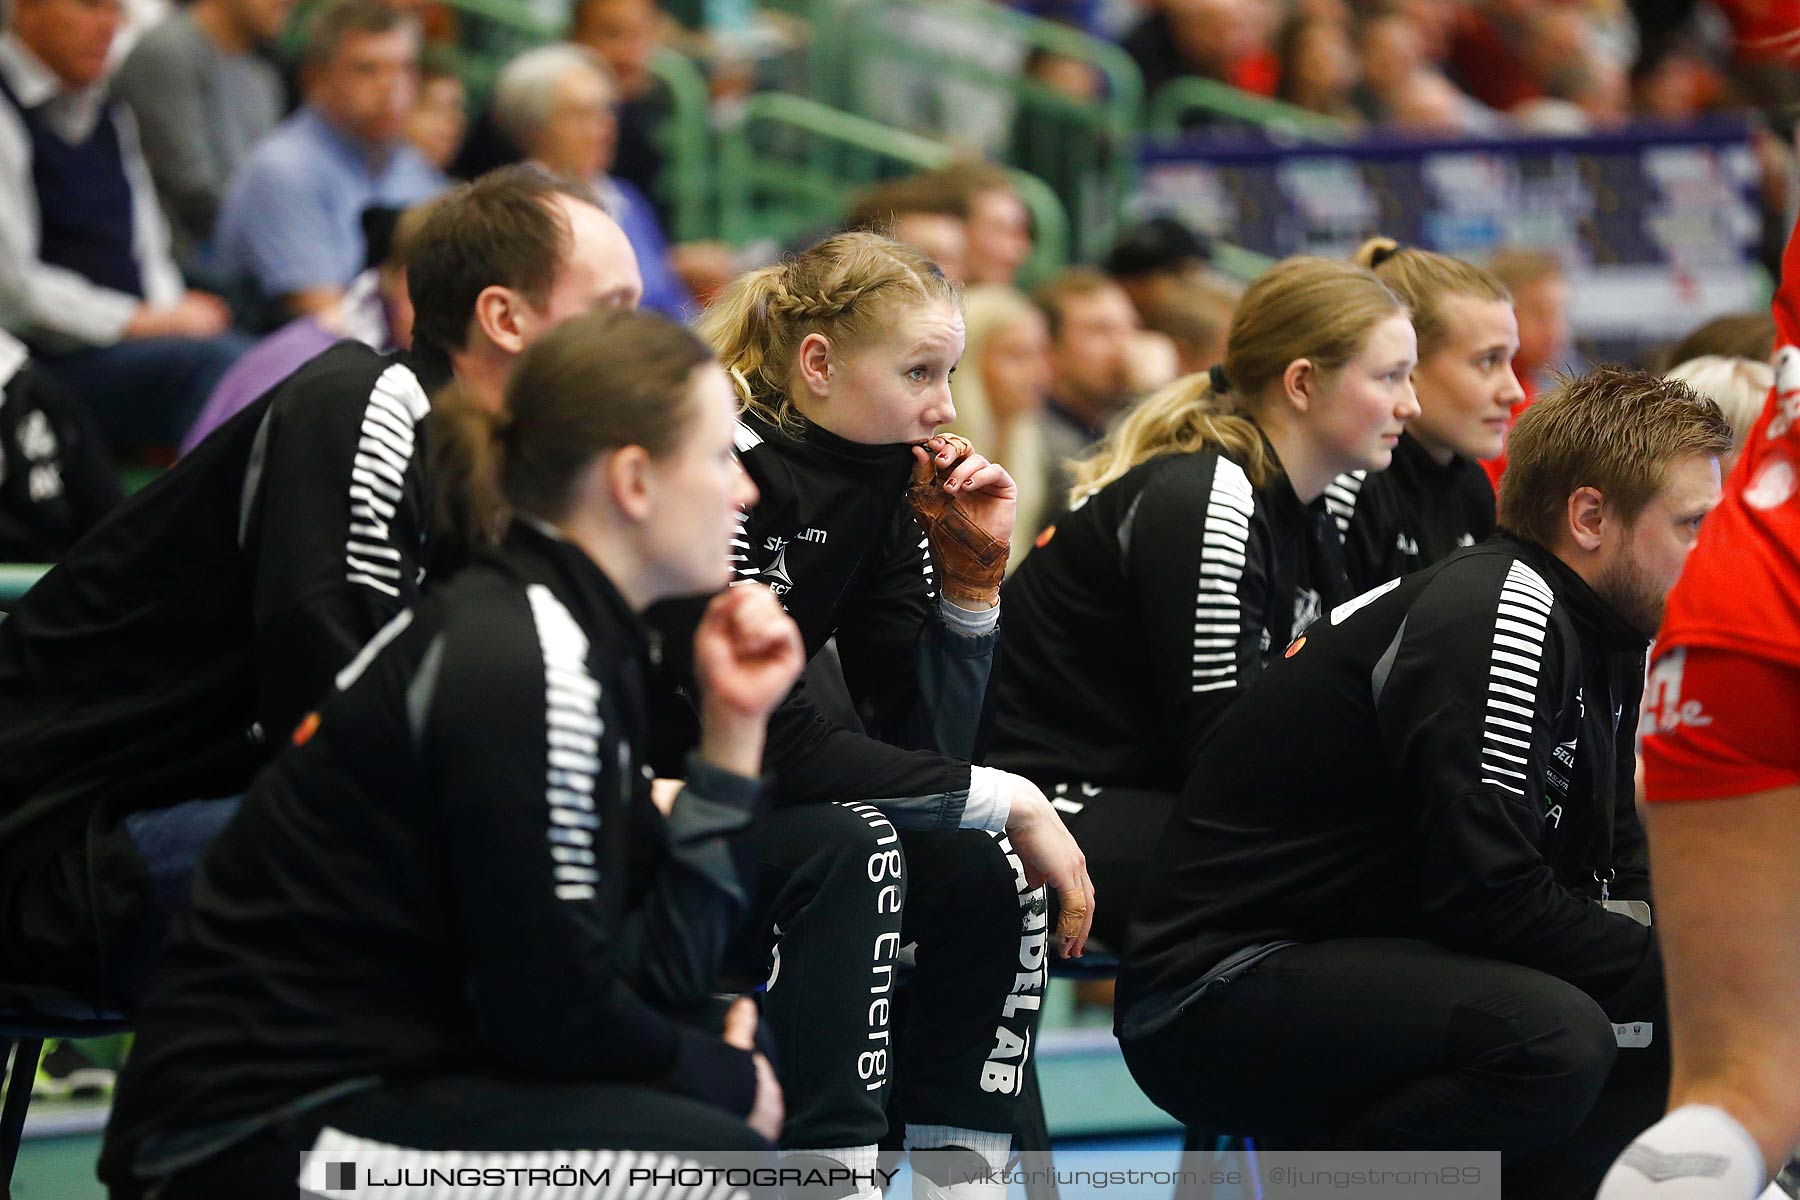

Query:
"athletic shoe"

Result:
[[30, 1039, 116, 1101]]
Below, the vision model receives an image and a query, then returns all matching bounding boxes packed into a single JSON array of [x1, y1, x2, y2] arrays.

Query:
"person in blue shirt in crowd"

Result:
[[491, 43, 693, 319], [212, 0, 446, 330]]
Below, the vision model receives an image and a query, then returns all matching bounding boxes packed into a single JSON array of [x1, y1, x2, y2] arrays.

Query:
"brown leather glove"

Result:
[[905, 434, 1009, 608]]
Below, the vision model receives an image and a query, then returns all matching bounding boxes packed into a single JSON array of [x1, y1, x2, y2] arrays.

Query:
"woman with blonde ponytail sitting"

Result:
[[643, 231, 1093, 1199], [984, 256, 1419, 949], [1329, 237, 1524, 590]]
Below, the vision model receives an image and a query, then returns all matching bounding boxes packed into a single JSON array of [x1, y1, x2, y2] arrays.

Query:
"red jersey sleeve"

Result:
[[1655, 208, 1800, 668]]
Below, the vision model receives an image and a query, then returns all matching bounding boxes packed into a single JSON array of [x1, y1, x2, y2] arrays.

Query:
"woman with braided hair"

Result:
[[1328, 237, 1524, 591], [644, 231, 1093, 1200], [984, 255, 1419, 950]]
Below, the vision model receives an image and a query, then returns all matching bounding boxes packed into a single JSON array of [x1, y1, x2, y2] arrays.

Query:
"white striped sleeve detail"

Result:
[[734, 418, 763, 452], [527, 585, 607, 902], [1191, 459, 1256, 694], [1480, 561, 1553, 796], [1322, 470, 1367, 536], [345, 364, 430, 598]]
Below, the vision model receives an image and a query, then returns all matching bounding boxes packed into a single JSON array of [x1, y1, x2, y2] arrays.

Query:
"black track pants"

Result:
[[726, 802, 1047, 1149], [1040, 783, 1174, 954], [1121, 937, 1667, 1198], [123, 1076, 773, 1200]]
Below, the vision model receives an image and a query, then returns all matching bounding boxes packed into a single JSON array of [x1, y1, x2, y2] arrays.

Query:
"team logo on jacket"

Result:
[[745, 527, 828, 596], [758, 544, 795, 591]]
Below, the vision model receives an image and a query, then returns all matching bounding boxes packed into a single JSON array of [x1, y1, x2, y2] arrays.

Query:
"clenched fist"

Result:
[[693, 584, 804, 778]]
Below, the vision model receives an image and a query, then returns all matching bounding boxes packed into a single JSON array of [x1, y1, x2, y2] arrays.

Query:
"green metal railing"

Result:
[[0, 564, 46, 606], [436, 0, 715, 242], [648, 47, 714, 243], [1146, 77, 1351, 142], [365, 0, 1309, 282], [715, 91, 1068, 281], [809, 0, 1138, 261]]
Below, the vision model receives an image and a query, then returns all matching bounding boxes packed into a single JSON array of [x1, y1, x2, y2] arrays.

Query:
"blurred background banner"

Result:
[[1138, 118, 1765, 363]]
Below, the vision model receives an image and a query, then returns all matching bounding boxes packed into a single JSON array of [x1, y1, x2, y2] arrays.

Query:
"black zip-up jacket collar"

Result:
[[1503, 533, 1647, 656], [1330, 431, 1496, 591]]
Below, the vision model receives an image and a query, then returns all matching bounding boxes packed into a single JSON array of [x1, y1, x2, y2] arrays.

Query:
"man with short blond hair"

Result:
[[1120, 366, 1733, 1197]]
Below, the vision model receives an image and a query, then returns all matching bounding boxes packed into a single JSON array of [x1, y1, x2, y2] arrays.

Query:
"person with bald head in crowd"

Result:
[[493, 43, 692, 317]]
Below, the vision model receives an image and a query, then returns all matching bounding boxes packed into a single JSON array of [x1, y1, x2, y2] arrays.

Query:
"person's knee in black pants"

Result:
[[729, 808, 1045, 1194], [731, 801, 909, 1162], [1122, 940, 1620, 1162], [895, 828, 1047, 1147]]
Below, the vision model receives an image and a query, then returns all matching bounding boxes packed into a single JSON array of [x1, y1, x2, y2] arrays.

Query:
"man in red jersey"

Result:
[[1597, 211, 1800, 1200]]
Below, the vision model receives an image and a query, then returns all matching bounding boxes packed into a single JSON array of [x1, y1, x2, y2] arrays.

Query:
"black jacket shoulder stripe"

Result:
[[0, 331, 25, 390], [346, 364, 430, 599], [1322, 470, 1366, 536], [1191, 457, 1256, 695], [729, 507, 752, 573], [525, 583, 606, 901], [733, 418, 763, 453], [1480, 560, 1556, 796]]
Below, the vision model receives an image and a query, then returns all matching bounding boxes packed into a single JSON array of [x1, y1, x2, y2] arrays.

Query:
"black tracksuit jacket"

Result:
[[99, 523, 763, 1187], [1327, 431, 1497, 592], [1119, 535, 1659, 1038], [648, 411, 999, 829], [0, 341, 437, 986], [0, 336, 122, 560], [986, 442, 1351, 792]]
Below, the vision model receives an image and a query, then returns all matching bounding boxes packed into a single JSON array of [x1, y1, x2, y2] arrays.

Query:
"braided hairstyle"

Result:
[[696, 231, 961, 435]]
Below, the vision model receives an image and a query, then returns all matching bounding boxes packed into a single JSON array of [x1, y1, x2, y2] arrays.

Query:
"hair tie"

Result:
[[1369, 243, 1402, 268], [1208, 363, 1231, 394]]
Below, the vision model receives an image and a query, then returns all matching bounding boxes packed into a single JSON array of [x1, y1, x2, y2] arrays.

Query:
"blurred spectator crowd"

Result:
[[0, 0, 1794, 563]]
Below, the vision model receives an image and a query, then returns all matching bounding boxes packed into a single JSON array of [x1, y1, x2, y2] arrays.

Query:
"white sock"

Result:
[[904, 1124, 1011, 1176], [1597, 1105, 1767, 1199]]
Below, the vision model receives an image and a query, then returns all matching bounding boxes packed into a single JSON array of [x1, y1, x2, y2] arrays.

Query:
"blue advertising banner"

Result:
[[1138, 119, 1766, 364]]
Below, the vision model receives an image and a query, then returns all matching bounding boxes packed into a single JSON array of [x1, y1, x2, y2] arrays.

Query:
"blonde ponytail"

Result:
[[1068, 255, 1404, 504], [1070, 373, 1274, 503], [694, 264, 794, 432]]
